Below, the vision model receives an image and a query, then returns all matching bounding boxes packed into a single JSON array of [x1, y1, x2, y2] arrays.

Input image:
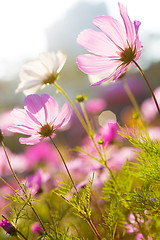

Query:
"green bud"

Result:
[[75, 94, 87, 103], [97, 137, 104, 145]]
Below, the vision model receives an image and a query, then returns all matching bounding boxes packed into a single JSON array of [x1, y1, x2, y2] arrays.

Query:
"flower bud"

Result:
[[75, 94, 87, 103], [0, 219, 17, 236], [0, 129, 4, 143]]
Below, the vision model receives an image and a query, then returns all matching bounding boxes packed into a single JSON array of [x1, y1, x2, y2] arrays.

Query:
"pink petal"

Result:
[[77, 54, 118, 75], [24, 94, 46, 124], [93, 15, 126, 48], [118, 3, 135, 47], [8, 125, 36, 135], [19, 135, 42, 145], [77, 29, 118, 56], [10, 108, 39, 129], [91, 65, 128, 86], [41, 94, 59, 124], [54, 103, 71, 128]]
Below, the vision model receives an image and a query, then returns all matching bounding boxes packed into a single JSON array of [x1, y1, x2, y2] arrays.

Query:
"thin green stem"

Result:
[[49, 137, 101, 239], [1, 141, 48, 236], [53, 82, 105, 164], [49, 136, 80, 198], [132, 60, 160, 115], [80, 102, 93, 134], [53, 82, 89, 134], [123, 79, 141, 116]]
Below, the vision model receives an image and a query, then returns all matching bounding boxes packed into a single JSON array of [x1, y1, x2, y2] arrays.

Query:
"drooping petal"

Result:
[[24, 94, 46, 124], [77, 54, 118, 75], [77, 29, 119, 56], [91, 65, 128, 86], [16, 78, 42, 94], [118, 2, 135, 47], [19, 135, 42, 145], [41, 94, 59, 123], [54, 103, 71, 128], [23, 84, 43, 96], [93, 15, 126, 48]]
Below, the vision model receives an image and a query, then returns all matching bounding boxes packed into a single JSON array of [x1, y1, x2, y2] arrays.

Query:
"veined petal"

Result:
[[21, 60, 48, 79], [39, 52, 57, 74], [118, 2, 135, 46], [10, 108, 39, 129], [54, 103, 71, 128], [56, 51, 67, 73], [77, 54, 118, 75], [19, 135, 42, 145], [41, 94, 59, 123], [77, 29, 119, 56], [93, 15, 126, 48], [8, 125, 36, 135], [24, 94, 46, 124], [91, 65, 128, 86], [16, 79, 42, 94], [23, 84, 43, 96]]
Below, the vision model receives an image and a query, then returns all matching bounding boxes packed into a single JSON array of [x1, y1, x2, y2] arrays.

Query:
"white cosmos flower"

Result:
[[16, 51, 67, 95]]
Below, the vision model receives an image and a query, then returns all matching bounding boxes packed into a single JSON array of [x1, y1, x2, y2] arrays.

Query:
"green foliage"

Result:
[[55, 174, 93, 221]]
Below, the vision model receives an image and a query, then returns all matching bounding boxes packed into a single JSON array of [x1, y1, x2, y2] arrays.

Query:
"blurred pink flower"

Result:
[[77, 2, 142, 85], [31, 222, 42, 234], [24, 142, 59, 169], [86, 98, 107, 114], [97, 122, 118, 146], [0, 219, 16, 236], [141, 86, 160, 122], [8, 94, 71, 145], [26, 169, 50, 195], [0, 110, 13, 136], [16, 51, 67, 95]]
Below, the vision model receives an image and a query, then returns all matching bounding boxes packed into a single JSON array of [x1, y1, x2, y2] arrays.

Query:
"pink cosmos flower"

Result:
[[8, 94, 71, 145], [86, 98, 107, 114], [31, 222, 42, 235], [77, 2, 142, 85]]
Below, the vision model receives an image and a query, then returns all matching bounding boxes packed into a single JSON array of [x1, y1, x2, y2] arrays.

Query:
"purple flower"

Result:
[[0, 219, 16, 236], [8, 94, 71, 145], [77, 2, 142, 85], [31, 222, 42, 234]]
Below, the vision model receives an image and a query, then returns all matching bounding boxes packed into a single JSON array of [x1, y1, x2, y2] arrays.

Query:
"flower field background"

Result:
[[0, 1, 160, 240]]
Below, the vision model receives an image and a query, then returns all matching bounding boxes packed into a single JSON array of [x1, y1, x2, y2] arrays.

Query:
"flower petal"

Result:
[[24, 94, 46, 124], [10, 108, 39, 129], [77, 29, 118, 56], [77, 54, 118, 75], [118, 2, 135, 46], [56, 51, 67, 73], [19, 135, 42, 145], [8, 125, 36, 135], [93, 15, 126, 48], [41, 94, 59, 123], [20, 60, 48, 79], [54, 103, 71, 128]]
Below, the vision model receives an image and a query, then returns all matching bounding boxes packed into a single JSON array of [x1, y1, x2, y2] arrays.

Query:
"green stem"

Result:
[[1, 141, 48, 236], [80, 102, 93, 134], [132, 60, 160, 115], [123, 79, 141, 116], [53, 82, 89, 134], [49, 136, 80, 198]]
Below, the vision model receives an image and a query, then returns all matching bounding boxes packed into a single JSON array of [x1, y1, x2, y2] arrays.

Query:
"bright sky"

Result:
[[0, 0, 160, 80]]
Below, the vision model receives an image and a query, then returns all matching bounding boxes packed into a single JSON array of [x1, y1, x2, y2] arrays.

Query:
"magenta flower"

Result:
[[8, 94, 71, 145], [77, 2, 142, 85], [0, 219, 16, 236], [31, 222, 42, 234]]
